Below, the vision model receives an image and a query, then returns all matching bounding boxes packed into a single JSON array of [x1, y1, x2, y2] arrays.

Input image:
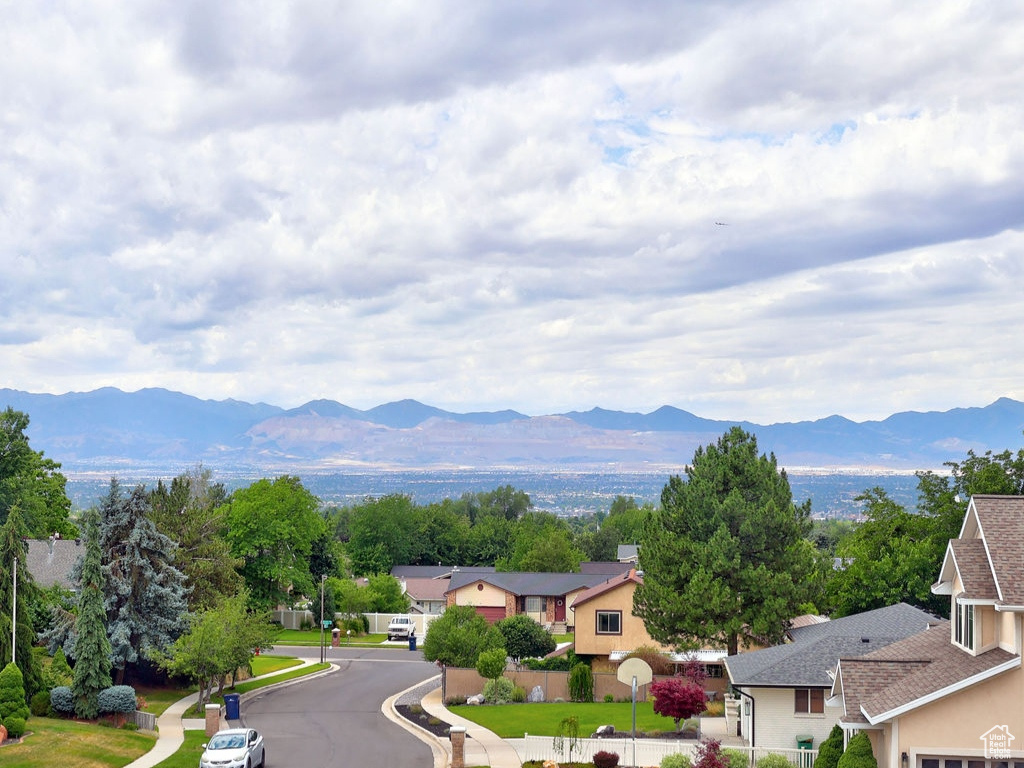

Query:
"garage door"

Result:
[[475, 606, 507, 623]]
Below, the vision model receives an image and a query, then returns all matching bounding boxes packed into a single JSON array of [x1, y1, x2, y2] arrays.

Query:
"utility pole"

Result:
[[319, 573, 326, 664]]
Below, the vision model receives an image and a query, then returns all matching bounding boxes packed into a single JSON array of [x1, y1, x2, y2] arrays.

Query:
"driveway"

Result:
[[239, 645, 439, 767]]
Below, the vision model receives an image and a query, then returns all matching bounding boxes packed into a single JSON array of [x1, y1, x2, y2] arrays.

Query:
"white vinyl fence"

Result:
[[271, 610, 438, 637]]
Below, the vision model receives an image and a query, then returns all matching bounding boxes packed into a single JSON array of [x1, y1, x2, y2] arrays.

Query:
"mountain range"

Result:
[[3, 387, 1024, 472]]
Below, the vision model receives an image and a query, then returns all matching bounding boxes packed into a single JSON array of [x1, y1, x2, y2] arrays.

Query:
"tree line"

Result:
[[3, 403, 1024, 708]]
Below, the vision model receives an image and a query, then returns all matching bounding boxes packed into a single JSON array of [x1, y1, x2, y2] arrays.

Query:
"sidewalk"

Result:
[[417, 684, 523, 768], [124, 657, 326, 768]]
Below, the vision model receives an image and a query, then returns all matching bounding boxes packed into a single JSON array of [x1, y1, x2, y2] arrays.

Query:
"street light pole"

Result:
[[319, 574, 326, 664]]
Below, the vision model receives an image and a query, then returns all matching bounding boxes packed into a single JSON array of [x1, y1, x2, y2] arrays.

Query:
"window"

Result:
[[955, 600, 975, 651], [704, 664, 724, 678], [596, 610, 622, 635], [525, 596, 545, 613], [794, 688, 824, 714]]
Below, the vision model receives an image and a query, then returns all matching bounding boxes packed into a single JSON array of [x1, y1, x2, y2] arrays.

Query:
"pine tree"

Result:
[[72, 509, 112, 719], [634, 427, 816, 655], [98, 480, 189, 684]]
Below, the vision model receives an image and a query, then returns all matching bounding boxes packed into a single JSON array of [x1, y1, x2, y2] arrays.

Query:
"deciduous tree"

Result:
[[651, 677, 707, 731], [222, 476, 325, 608], [422, 605, 503, 668], [495, 614, 556, 661], [634, 427, 816, 655]]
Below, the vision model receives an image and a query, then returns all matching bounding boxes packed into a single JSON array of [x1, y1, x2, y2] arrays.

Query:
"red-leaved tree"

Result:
[[650, 678, 707, 731]]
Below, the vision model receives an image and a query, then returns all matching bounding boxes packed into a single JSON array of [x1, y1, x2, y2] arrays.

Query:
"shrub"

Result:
[[604, 693, 615, 703], [568, 661, 593, 702], [758, 754, 795, 768], [494, 614, 557, 660], [814, 725, 845, 768], [694, 739, 731, 768], [512, 686, 527, 703], [122, 721, 139, 730], [623, 645, 674, 676], [723, 748, 751, 768], [445, 695, 467, 706], [594, 750, 621, 768], [0, 662, 29, 724], [98, 685, 138, 714], [30, 690, 52, 717], [837, 732, 877, 768], [651, 678, 707, 730], [4, 715, 26, 739], [663, 753, 696, 768], [522, 656, 572, 671], [662, 753, 693, 768], [44, 648, 74, 689], [483, 676, 515, 704], [50, 686, 74, 713]]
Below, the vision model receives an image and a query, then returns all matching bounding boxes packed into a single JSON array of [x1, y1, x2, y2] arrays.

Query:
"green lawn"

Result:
[[152, 731, 207, 768], [184, 661, 330, 716], [0, 717, 156, 768], [272, 628, 388, 646], [449, 700, 688, 738], [135, 684, 196, 717]]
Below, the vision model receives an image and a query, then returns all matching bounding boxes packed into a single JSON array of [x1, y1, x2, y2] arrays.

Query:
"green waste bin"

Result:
[[797, 736, 814, 768]]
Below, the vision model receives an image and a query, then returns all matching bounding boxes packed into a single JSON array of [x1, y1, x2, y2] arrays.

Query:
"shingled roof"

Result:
[[446, 569, 610, 596], [836, 620, 1019, 725], [25, 537, 83, 589], [933, 495, 1024, 607], [725, 602, 937, 688]]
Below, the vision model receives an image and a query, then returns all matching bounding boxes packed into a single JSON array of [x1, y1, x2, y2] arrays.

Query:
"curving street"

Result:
[[239, 645, 440, 768]]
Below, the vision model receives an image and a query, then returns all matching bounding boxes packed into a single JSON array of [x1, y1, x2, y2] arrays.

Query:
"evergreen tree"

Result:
[[149, 466, 241, 611], [72, 509, 112, 719], [837, 732, 877, 768], [634, 427, 816, 655], [814, 724, 846, 768], [97, 480, 189, 684], [0, 506, 44, 699], [0, 661, 30, 725]]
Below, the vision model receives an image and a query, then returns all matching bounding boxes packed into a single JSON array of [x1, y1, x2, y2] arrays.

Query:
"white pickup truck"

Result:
[[387, 616, 415, 641]]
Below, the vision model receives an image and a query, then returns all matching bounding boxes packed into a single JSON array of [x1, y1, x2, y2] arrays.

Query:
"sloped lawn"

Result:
[[0, 717, 155, 768]]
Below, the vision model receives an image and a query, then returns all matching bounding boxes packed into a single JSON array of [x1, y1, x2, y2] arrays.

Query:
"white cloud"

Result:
[[2, 1, 1024, 423]]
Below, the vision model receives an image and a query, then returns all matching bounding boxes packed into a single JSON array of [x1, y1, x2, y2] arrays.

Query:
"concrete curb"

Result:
[[382, 674, 449, 768]]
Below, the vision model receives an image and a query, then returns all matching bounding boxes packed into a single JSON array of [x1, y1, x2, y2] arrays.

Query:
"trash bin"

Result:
[[224, 693, 240, 720], [797, 736, 814, 768], [408, 634, 417, 651], [332, 628, 341, 647]]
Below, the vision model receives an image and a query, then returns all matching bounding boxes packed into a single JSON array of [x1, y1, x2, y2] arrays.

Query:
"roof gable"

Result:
[[726, 603, 937, 688], [572, 569, 643, 609], [968, 495, 1024, 605], [446, 570, 610, 596]]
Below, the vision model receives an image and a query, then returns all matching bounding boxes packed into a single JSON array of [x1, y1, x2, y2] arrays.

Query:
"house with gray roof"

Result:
[[445, 570, 611, 630], [725, 602, 937, 751], [831, 495, 1024, 768]]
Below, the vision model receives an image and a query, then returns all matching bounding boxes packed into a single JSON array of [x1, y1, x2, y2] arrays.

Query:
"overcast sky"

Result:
[[3, 1, 1023, 424]]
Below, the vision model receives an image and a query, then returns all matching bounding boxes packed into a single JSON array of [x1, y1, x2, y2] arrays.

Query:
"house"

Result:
[[617, 544, 640, 563], [401, 577, 449, 615], [725, 602, 938, 751], [571, 569, 729, 694], [445, 570, 611, 629], [25, 536, 83, 590], [831, 495, 1024, 768]]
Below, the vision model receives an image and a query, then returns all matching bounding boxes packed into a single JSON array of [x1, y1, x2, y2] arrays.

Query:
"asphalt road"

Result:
[[239, 645, 440, 768]]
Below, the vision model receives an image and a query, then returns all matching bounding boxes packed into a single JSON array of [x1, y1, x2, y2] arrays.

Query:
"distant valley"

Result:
[[3, 387, 1021, 517]]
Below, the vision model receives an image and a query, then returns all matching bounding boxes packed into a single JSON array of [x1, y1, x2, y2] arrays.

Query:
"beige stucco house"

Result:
[[445, 570, 610, 628], [832, 495, 1024, 768], [571, 568, 729, 695]]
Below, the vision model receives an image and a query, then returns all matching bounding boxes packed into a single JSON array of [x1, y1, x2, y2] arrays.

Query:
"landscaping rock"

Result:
[[594, 724, 616, 737], [466, 694, 486, 705], [528, 685, 545, 703]]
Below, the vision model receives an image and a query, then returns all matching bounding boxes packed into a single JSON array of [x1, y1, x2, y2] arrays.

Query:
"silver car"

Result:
[[200, 727, 266, 768]]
